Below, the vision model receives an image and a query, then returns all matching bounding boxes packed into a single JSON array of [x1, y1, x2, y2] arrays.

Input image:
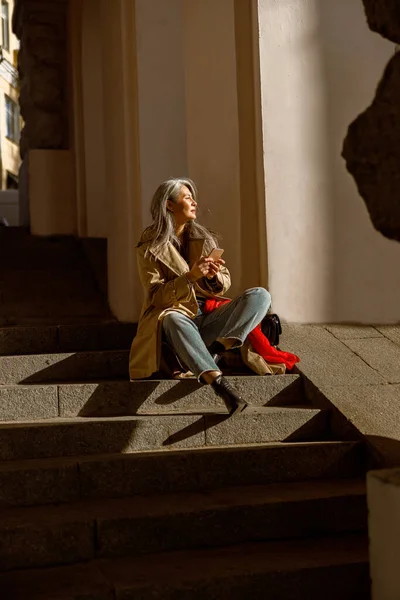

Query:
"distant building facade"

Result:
[[0, 0, 19, 190]]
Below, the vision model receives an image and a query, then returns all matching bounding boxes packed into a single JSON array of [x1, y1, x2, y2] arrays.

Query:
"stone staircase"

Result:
[[0, 322, 370, 599], [0, 230, 370, 598]]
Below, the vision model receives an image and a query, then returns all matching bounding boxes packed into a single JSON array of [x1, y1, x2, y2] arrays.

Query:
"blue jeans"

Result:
[[162, 287, 271, 380]]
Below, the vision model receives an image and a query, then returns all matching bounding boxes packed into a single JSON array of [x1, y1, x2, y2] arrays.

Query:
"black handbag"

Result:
[[261, 313, 282, 347]]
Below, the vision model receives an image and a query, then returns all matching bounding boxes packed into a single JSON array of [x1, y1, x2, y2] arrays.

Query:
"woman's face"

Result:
[[168, 185, 197, 225]]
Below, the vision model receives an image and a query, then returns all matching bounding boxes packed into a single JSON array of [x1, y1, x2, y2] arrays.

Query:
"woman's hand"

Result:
[[206, 258, 225, 280], [187, 257, 224, 282]]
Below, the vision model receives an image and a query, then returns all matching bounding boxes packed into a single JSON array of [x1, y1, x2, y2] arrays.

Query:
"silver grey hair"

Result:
[[141, 177, 218, 258]]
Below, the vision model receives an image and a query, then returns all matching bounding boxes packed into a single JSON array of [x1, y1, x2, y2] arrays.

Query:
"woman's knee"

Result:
[[243, 286, 271, 308], [162, 311, 191, 334]]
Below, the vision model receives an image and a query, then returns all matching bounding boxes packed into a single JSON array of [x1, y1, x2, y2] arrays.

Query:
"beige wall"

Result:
[[135, 0, 188, 222], [183, 0, 243, 297], [257, 0, 398, 323], [81, 0, 107, 238]]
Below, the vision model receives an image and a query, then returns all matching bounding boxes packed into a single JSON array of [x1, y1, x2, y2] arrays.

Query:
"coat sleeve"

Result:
[[137, 246, 194, 309], [196, 264, 231, 296]]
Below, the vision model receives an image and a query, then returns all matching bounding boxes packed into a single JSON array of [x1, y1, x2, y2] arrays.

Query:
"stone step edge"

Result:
[[0, 534, 369, 598], [0, 439, 363, 471], [0, 478, 366, 526], [0, 405, 322, 427]]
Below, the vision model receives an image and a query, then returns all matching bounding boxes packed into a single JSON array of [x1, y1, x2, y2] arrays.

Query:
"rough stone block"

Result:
[[0, 562, 114, 600], [0, 415, 206, 460], [281, 324, 385, 387], [0, 350, 128, 384], [0, 326, 58, 356], [78, 441, 364, 500], [0, 385, 58, 421], [314, 383, 400, 466], [0, 458, 80, 507], [58, 323, 137, 352], [342, 337, 400, 383], [203, 407, 327, 447], [0, 506, 94, 571], [375, 325, 400, 348], [58, 375, 303, 418], [95, 480, 366, 558], [101, 535, 369, 600], [325, 325, 382, 340]]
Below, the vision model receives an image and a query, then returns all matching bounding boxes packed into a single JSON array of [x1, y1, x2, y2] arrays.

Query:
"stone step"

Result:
[[0, 534, 369, 599], [0, 441, 365, 508], [0, 407, 328, 460], [0, 375, 304, 421], [0, 350, 129, 385], [0, 322, 136, 356], [4, 439, 366, 508], [0, 479, 366, 572]]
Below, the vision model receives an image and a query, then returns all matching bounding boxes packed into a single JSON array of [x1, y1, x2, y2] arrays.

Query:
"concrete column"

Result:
[[99, 0, 142, 322], [182, 0, 243, 297], [256, 0, 396, 323], [135, 0, 188, 222], [368, 468, 400, 600]]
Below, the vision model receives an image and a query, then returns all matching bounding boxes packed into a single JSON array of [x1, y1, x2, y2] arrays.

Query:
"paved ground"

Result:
[[280, 324, 400, 467]]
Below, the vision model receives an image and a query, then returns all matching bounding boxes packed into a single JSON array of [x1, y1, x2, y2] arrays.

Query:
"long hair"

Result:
[[141, 178, 218, 258]]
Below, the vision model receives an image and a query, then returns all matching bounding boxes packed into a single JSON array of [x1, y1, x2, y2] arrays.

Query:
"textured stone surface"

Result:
[[0, 505, 94, 571], [315, 383, 400, 465], [0, 385, 58, 421], [342, 53, 400, 242], [375, 325, 400, 347], [0, 561, 114, 600], [0, 535, 369, 600], [0, 350, 128, 384], [102, 536, 369, 600], [342, 337, 400, 383], [280, 324, 385, 387], [0, 416, 206, 460], [16, 0, 69, 156], [78, 441, 364, 501], [325, 325, 382, 340], [58, 375, 303, 418], [362, 0, 400, 43], [58, 322, 137, 352], [95, 480, 366, 558], [0, 458, 79, 507], [0, 326, 58, 356], [204, 407, 327, 447], [0, 441, 364, 508], [0, 480, 366, 571]]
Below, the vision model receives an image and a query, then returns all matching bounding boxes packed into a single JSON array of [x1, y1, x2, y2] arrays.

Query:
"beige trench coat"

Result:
[[129, 235, 231, 380]]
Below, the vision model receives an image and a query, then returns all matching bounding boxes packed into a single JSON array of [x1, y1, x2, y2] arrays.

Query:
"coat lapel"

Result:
[[154, 242, 189, 277]]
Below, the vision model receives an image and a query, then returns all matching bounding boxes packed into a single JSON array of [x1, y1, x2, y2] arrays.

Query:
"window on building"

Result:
[[1, 1, 9, 52], [5, 95, 20, 143]]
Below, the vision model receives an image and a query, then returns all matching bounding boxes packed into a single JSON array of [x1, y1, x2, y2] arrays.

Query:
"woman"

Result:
[[129, 178, 271, 415]]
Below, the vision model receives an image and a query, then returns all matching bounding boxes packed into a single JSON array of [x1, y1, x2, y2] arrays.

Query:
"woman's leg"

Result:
[[162, 311, 221, 380], [196, 287, 271, 349], [162, 311, 247, 415]]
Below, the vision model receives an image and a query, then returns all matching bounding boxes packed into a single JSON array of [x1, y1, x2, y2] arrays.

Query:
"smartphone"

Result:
[[208, 248, 224, 260]]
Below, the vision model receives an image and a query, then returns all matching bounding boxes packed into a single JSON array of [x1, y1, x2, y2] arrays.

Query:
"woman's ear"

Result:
[[166, 200, 174, 213]]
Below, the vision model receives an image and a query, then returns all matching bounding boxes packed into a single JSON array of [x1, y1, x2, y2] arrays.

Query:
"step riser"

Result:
[[0, 496, 367, 571], [110, 564, 370, 600], [0, 410, 328, 460], [0, 557, 370, 600], [0, 352, 129, 385], [0, 323, 137, 356], [0, 443, 364, 508], [0, 376, 304, 421], [96, 495, 367, 559]]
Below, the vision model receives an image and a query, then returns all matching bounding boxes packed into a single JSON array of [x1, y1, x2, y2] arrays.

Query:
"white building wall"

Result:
[[257, 0, 398, 323]]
